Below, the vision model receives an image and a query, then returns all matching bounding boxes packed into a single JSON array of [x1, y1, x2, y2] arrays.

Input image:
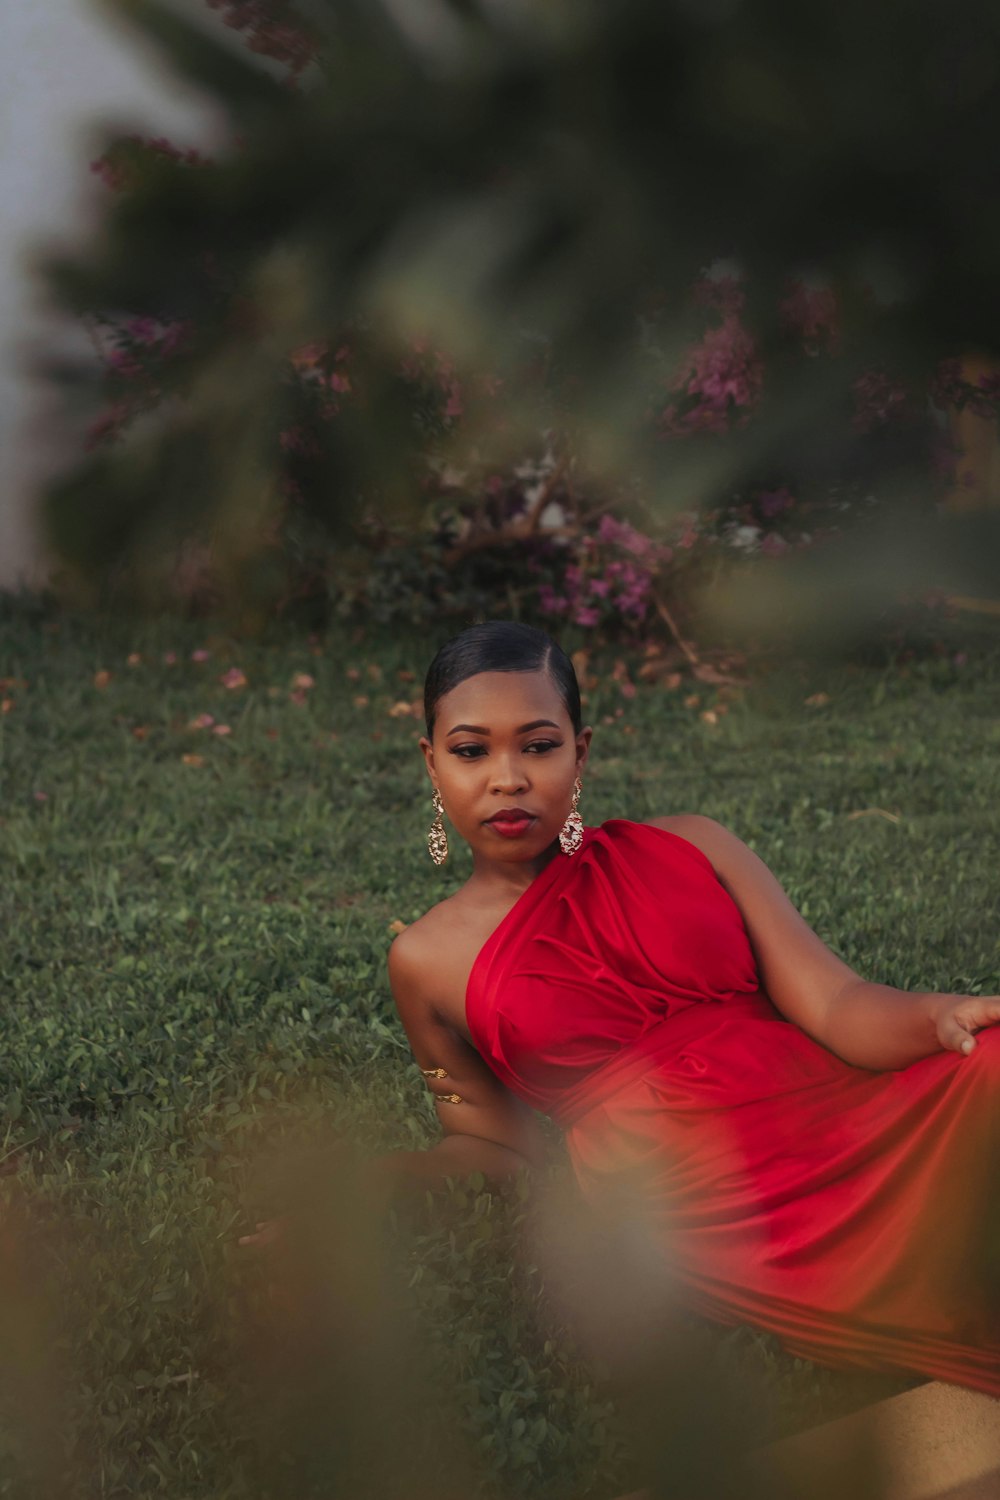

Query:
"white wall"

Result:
[[0, 0, 222, 589]]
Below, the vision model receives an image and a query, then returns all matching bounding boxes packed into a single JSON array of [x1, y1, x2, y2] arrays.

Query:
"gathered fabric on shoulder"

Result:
[[466, 819, 1000, 1395]]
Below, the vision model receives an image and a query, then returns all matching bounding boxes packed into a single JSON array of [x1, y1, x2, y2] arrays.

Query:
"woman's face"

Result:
[[420, 669, 591, 864]]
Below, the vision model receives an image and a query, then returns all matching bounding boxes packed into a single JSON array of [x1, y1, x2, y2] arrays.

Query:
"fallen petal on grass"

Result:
[[846, 807, 902, 824], [212, 724, 232, 736], [805, 692, 832, 708], [93, 670, 112, 689], [181, 754, 205, 768], [387, 919, 407, 935], [126, 652, 142, 667], [131, 726, 150, 741], [1, 699, 13, 714]]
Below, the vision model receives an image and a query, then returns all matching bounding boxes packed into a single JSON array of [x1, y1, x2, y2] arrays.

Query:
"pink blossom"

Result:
[[328, 371, 351, 394], [573, 606, 601, 628], [190, 713, 215, 730], [289, 687, 308, 706], [205, 1, 317, 77], [191, 649, 210, 662], [290, 340, 328, 371], [219, 667, 247, 690], [33, 791, 49, 803], [163, 651, 177, 665], [107, 349, 142, 378], [757, 487, 795, 518], [779, 279, 840, 354], [853, 369, 908, 433], [291, 672, 315, 690], [672, 514, 700, 550], [596, 513, 656, 558], [279, 425, 319, 456], [663, 316, 763, 435], [126, 316, 158, 343], [212, 723, 232, 736], [442, 379, 464, 420], [539, 586, 569, 616], [85, 402, 131, 451], [930, 359, 964, 409]]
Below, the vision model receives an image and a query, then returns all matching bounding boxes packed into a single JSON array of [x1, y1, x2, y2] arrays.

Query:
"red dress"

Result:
[[465, 820, 1000, 1395]]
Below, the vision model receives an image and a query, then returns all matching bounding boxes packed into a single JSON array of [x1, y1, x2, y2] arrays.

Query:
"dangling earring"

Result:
[[559, 777, 584, 856], [427, 789, 449, 865]]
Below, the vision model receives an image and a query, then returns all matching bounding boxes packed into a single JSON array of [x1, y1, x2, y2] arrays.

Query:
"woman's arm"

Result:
[[651, 814, 1000, 1071], [385, 929, 548, 1193]]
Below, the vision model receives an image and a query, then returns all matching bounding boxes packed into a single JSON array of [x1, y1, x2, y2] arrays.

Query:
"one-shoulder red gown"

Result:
[[465, 820, 1000, 1394]]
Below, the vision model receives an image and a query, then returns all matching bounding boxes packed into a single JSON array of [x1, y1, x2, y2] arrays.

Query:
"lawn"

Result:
[[2, 596, 999, 1499]]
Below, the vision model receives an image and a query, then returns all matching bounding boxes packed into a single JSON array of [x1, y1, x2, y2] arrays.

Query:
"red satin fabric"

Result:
[[466, 820, 1000, 1394]]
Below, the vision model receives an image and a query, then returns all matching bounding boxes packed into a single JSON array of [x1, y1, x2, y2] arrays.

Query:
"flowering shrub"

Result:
[[64, 1, 982, 656], [660, 277, 764, 437]]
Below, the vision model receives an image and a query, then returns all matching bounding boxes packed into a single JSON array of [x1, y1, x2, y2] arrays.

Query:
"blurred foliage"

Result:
[[5, 601, 1000, 1493], [35, 0, 1000, 632]]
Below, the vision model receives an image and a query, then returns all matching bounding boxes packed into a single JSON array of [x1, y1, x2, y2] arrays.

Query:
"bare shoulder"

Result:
[[646, 813, 740, 862], [386, 892, 482, 1035], [387, 895, 461, 995]]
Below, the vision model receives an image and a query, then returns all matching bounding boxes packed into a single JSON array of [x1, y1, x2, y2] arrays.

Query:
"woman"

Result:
[[380, 619, 1000, 1396]]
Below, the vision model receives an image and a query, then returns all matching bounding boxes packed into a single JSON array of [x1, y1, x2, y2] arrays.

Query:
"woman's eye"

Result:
[[450, 744, 487, 759], [525, 740, 560, 754]]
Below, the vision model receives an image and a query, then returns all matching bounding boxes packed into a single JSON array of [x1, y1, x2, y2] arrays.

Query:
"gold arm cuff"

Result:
[[420, 1067, 449, 1079], [435, 1093, 465, 1105]]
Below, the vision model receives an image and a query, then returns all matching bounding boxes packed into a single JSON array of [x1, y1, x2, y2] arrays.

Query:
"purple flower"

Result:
[[573, 606, 601, 628], [757, 487, 795, 518], [539, 586, 569, 616]]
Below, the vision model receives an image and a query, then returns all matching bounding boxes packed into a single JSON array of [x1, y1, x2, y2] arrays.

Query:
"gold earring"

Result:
[[428, 789, 449, 865], [559, 777, 584, 856]]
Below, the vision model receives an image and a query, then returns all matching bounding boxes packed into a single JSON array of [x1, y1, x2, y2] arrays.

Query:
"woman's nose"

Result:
[[490, 756, 526, 794]]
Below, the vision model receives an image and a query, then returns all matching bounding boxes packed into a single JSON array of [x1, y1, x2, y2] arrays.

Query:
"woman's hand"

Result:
[[932, 994, 1000, 1056], [238, 1218, 286, 1249]]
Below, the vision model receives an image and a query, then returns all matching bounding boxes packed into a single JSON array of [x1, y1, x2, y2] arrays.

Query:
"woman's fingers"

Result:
[[939, 1017, 977, 1054], [238, 1218, 285, 1248], [937, 996, 1000, 1055]]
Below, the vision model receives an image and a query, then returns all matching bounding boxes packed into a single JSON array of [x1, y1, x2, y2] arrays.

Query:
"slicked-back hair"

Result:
[[424, 621, 582, 739]]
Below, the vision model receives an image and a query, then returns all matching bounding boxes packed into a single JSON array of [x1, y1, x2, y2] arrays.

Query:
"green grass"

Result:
[[2, 598, 1000, 1498]]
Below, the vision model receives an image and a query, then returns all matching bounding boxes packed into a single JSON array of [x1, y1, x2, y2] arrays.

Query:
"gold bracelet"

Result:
[[420, 1066, 448, 1079], [435, 1093, 464, 1105]]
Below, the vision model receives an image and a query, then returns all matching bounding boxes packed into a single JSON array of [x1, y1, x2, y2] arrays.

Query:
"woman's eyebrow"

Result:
[[445, 718, 560, 736]]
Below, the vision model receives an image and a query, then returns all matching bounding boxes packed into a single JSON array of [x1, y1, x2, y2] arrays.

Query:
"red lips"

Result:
[[485, 807, 536, 839]]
